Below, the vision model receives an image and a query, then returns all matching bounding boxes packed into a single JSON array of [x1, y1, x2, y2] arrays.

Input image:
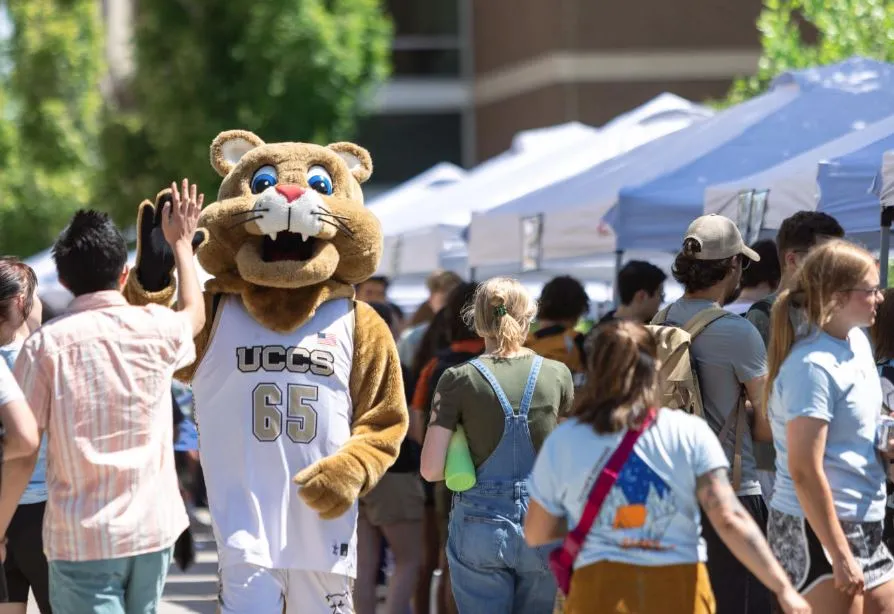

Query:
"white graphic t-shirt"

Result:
[[528, 409, 728, 568]]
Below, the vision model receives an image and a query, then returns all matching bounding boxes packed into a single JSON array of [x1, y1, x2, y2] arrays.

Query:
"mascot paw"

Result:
[[293, 454, 365, 520], [135, 186, 208, 292]]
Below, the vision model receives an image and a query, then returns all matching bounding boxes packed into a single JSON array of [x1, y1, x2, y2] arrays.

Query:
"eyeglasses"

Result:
[[844, 286, 884, 295]]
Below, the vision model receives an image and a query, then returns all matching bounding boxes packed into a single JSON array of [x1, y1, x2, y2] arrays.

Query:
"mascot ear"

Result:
[[210, 130, 266, 177], [328, 142, 373, 184]]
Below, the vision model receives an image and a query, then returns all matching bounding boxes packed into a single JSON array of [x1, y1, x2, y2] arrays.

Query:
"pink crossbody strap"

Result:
[[561, 409, 656, 558]]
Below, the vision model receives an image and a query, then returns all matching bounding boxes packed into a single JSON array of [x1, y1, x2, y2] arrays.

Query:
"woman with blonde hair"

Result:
[[766, 239, 894, 613], [420, 277, 573, 613], [524, 319, 808, 614]]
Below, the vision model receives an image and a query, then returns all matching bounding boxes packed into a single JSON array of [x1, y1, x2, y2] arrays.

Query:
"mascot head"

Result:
[[197, 130, 382, 294]]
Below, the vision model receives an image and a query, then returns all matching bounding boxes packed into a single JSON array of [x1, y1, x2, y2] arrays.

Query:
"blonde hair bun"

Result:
[[464, 277, 537, 357]]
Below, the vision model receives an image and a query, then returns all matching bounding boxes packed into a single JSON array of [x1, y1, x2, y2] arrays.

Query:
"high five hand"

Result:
[[162, 179, 204, 248], [135, 179, 207, 292]]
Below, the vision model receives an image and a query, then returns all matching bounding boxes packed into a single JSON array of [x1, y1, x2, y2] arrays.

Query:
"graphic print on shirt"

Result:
[[325, 591, 351, 614], [595, 452, 677, 550], [234, 342, 339, 445]]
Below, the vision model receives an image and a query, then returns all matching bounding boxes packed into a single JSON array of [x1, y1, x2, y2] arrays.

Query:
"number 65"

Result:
[[252, 383, 319, 444]]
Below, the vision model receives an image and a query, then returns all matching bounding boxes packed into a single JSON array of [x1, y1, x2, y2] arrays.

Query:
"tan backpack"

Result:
[[648, 306, 748, 491]]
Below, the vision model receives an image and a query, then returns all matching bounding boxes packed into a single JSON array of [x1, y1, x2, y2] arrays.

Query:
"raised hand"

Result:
[[135, 179, 207, 292], [163, 179, 204, 248]]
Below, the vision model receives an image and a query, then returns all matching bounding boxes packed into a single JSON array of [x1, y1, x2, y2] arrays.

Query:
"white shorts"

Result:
[[218, 563, 354, 614]]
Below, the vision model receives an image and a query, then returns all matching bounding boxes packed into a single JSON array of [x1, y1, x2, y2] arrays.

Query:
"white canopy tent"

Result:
[[703, 112, 894, 233], [377, 121, 599, 277], [465, 85, 799, 273], [381, 93, 712, 278], [368, 162, 467, 277]]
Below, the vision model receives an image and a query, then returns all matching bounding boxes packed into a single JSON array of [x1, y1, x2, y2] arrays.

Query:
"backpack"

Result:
[[746, 296, 773, 320], [648, 306, 749, 491]]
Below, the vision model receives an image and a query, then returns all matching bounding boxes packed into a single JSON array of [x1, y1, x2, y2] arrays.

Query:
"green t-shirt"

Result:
[[431, 355, 574, 468]]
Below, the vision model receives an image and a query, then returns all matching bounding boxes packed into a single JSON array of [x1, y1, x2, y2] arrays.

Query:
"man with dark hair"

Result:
[[598, 260, 667, 324], [659, 214, 773, 614], [5, 184, 207, 614], [51, 211, 130, 296], [724, 239, 781, 315], [745, 211, 845, 346], [525, 275, 589, 380], [356, 275, 389, 304]]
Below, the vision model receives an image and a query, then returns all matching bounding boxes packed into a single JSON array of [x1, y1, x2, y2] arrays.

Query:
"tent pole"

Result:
[[881, 207, 894, 288], [613, 250, 623, 307]]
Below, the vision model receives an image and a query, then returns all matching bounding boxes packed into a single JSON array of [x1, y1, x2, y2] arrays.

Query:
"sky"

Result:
[[0, 7, 9, 41]]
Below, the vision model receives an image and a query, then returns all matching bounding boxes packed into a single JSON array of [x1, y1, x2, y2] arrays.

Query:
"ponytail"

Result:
[[763, 288, 797, 410], [465, 277, 537, 357], [490, 296, 527, 355]]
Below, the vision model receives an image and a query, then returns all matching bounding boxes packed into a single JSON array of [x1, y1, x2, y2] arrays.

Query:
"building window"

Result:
[[354, 113, 462, 186], [386, 0, 458, 36], [392, 48, 460, 77], [386, 0, 461, 78]]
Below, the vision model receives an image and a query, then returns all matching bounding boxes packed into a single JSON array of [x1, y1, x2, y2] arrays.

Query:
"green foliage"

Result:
[[99, 0, 393, 217], [0, 0, 104, 257], [722, 0, 894, 106]]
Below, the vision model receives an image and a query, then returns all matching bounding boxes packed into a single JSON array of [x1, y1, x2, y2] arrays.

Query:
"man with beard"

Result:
[[655, 214, 773, 614]]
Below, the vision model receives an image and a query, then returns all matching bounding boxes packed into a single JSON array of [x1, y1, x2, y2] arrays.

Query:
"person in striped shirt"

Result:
[[1, 181, 206, 614]]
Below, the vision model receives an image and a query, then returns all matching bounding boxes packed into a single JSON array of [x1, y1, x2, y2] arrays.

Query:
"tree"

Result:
[[724, 0, 894, 105], [99, 0, 392, 216], [0, 0, 104, 256]]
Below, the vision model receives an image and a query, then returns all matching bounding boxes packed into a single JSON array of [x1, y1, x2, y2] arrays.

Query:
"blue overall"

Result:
[[446, 356, 557, 614]]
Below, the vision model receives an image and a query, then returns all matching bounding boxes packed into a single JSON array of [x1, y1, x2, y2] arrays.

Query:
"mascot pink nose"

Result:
[[275, 184, 306, 203]]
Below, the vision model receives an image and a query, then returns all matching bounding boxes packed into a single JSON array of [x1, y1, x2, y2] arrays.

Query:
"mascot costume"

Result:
[[123, 131, 408, 614]]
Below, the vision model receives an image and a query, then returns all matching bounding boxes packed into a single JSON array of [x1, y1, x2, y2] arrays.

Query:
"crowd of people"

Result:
[[0, 186, 892, 614]]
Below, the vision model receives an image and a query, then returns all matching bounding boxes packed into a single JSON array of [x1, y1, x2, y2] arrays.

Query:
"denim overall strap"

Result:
[[517, 356, 543, 418], [467, 356, 543, 485], [469, 358, 515, 418]]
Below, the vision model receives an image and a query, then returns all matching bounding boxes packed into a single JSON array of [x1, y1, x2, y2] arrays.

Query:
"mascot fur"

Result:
[[124, 130, 408, 614]]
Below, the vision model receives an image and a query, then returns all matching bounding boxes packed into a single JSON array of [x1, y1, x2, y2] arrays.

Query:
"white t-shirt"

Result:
[[723, 299, 754, 316], [0, 359, 23, 406], [528, 409, 728, 568]]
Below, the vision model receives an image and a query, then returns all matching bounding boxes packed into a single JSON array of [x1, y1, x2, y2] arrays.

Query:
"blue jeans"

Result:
[[446, 494, 556, 614], [48, 547, 173, 614]]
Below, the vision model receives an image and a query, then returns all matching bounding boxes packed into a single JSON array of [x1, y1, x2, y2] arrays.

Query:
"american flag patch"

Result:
[[317, 332, 337, 346]]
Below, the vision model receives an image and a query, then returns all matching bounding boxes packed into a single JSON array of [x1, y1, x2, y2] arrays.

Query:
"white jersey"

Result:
[[192, 296, 357, 575]]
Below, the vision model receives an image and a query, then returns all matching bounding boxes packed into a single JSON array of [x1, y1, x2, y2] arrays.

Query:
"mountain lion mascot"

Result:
[[124, 130, 408, 614]]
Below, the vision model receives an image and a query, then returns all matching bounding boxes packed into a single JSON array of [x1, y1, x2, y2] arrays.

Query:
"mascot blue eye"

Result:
[[307, 165, 333, 195], [250, 165, 278, 194]]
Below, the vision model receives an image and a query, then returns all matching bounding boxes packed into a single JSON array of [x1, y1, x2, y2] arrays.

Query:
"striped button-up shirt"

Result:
[[14, 291, 193, 561]]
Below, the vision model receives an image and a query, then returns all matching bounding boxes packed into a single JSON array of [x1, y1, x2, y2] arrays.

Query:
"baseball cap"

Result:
[[682, 214, 760, 262]]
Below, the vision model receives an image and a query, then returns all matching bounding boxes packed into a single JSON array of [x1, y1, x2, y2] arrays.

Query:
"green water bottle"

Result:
[[445, 425, 476, 492]]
